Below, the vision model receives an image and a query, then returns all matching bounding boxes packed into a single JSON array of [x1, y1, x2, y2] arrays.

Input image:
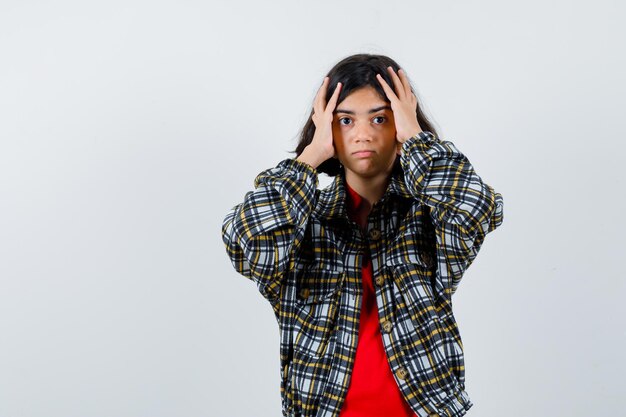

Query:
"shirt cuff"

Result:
[[283, 157, 318, 176], [402, 131, 439, 150]]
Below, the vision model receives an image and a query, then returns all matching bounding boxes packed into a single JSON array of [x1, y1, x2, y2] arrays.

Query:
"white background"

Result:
[[1, 1, 624, 416]]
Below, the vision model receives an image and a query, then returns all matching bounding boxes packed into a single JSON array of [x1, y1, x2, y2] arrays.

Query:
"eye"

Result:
[[338, 117, 352, 126], [372, 116, 386, 124]]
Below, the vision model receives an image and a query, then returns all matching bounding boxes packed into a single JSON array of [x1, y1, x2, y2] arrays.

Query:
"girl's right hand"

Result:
[[297, 77, 342, 169]]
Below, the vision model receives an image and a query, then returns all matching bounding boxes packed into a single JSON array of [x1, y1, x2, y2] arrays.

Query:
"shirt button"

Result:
[[375, 275, 385, 287], [299, 288, 310, 299], [368, 228, 381, 241], [395, 367, 409, 380], [381, 320, 393, 333]]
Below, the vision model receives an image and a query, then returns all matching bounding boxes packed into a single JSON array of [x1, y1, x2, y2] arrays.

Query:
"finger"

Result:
[[397, 69, 413, 98], [325, 82, 342, 113], [387, 66, 406, 100], [376, 73, 398, 102], [314, 77, 329, 114]]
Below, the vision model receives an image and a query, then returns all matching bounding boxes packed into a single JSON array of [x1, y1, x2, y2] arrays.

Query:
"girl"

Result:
[[222, 53, 504, 417]]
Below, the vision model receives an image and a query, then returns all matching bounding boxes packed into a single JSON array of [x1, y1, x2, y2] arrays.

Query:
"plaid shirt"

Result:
[[222, 131, 504, 417]]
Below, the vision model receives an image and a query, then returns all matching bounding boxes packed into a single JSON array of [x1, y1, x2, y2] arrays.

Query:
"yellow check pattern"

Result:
[[222, 131, 504, 417]]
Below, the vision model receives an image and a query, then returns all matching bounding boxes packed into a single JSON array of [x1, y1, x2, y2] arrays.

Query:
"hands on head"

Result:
[[296, 77, 342, 169], [296, 67, 423, 169], [376, 67, 423, 144]]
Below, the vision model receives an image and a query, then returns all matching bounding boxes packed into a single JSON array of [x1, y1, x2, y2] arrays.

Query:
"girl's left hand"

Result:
[[376, 67, 423, 144]]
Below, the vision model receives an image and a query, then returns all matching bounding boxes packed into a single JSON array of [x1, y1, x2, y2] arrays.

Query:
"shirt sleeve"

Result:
[[400, 131, 504, 295], [221, 158, 318, 302]]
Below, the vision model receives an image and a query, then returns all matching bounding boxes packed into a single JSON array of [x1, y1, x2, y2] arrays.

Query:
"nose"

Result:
[[352, 121, 373, 142]]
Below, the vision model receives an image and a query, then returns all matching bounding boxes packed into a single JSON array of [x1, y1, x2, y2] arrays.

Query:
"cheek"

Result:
[[383, 135, 400, 158], [331, 123, 340, 139], [384, 123, 396, 135], [332, 126, 346, 147]]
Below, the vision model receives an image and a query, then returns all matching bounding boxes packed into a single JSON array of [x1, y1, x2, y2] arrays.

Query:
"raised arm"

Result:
[[377, 66, 504, 294], [400, 131, 504, 294], [222, 159, 318, 302], [222, 77, 343, 302]]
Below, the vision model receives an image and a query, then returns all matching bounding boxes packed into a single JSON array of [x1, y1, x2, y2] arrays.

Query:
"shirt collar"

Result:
[[313, 164, 413, 221]]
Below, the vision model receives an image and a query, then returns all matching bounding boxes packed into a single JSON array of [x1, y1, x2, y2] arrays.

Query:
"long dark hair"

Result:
[[294, 53, 439, 176]]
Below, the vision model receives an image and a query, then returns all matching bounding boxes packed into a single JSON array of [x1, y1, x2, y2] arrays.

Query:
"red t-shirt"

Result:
[[339, 182, 417, 417]]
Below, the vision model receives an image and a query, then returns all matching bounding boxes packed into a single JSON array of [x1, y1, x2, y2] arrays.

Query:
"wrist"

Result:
[[397, 126, 423, 144], [296, 145, 329, 169], [397, 120, 422, 143]]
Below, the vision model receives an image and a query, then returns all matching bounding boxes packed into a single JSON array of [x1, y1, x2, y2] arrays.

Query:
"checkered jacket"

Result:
[[222, 131, 504, 417]]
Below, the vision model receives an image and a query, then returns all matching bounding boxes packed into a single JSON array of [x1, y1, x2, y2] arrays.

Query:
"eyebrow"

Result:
[[334, 105, 391, 115]]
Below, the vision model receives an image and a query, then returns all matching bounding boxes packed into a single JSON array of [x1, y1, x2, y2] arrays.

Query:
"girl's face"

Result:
[[332, 86, 399, 184]]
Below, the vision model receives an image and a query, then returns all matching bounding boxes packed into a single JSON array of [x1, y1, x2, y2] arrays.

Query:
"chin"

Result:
[[348, 160, 394, 177], [348, 167, 387, 180]]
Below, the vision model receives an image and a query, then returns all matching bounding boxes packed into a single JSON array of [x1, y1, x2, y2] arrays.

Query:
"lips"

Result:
[[352, 150, 375, 158]]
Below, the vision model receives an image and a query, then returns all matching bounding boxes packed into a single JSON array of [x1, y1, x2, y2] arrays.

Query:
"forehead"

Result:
[[336, 86, 388, 110]]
